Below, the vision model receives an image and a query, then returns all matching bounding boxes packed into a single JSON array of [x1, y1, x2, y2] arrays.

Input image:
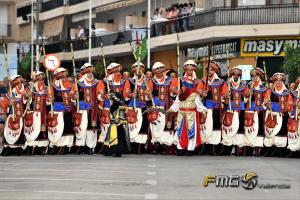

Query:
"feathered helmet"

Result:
[[250, 68, 265, 81], [270, 73, 286, 82], [33, 71, 45, 82], [229, 67, 242, 77], [209, 61, 220, 73], [131, 61, 145, 73], [107, 62, 121, 74], [152, 62, 165, 74], [80, 63, 94, 74], [10, 75, 22, 87], [53, 67, 68, 80], [183, 60, 197, 71]]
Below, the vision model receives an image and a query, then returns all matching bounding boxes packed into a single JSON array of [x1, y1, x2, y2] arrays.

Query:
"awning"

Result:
[[18, 24, 31, 42], [96, 0, 144, 13], [43, 16, 64, 37]]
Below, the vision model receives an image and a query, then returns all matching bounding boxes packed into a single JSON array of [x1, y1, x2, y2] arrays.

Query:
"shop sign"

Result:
[[241, 37, 300, 57], [187, 39, 240, 59]]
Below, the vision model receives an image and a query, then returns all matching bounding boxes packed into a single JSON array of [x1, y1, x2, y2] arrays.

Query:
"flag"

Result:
[[131, 29, 147, 61], [20, 52, 31, 71], [134, 37, 147, 61]]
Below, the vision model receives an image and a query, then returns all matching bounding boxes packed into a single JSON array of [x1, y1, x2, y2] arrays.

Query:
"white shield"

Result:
[[150, 111, 166, 144], [128, 108, 143, 143], [48, 111, 64, 144], [243, 111, 260, 147], [74, 110, 88, 140], [264, 111, 283, 147], [4, 115, 23, 145], [24, 111, 41, 142], [221, 111, 239, 146]]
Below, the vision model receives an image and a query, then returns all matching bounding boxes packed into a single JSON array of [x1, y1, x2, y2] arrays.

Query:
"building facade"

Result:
[[9, 0, 300, 78]]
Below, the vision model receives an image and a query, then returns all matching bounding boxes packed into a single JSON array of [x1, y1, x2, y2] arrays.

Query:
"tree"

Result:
[[18, 53, 32, 79], [283, 45, 300, 83]]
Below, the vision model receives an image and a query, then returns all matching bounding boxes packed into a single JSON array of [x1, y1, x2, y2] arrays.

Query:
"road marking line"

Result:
[[0, 189, 144, 198], [146, 171, 156, 176], [0, 177, 155, 185], [0, 168, 149, 175], [147, 164, 156, 168], [146, 180, 157, 186], [147, 158, 156, 162], [144, 193, 158, 199], [0, 162, 151, 167]]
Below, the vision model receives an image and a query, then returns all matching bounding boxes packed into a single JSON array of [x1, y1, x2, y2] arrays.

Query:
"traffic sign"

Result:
[[43, 54, 61, 71]]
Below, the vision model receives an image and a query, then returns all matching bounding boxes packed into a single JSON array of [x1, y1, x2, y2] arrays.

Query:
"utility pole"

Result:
[[35, 0, 40, 71], [31, 0, 34, 76]]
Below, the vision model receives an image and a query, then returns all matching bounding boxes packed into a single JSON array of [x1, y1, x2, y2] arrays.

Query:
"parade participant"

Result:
[[98, 63, 128, 147], [102, 93, 130, 157], [168, 78, 207, 155], [0, 80, 8, 146], [221, 67, 248, 155], [149, 62, 173, 153], [48, 67, 74, 154], [124, 61, 153, 154], [0, 95, 8, 151], [242, 68, 267, 156], [263, 73, 293, 157], [123, 71, 130, 80], [169, 60, 201, 153], [2, 75, 30, 156], [287, 76, 300, 157], [24, 71, 49, 155], [145, 70, 153, 80], [72, 63, 99, 155], [197, 61, 227, 155]]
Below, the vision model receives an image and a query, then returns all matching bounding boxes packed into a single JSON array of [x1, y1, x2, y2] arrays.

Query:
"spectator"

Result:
[[178, 4, 184, 32], [169, 5, 179, 33], [165, 8, 172, 34], [182, 3, 190, 31], [152, 9, 160, 36], [91, 25, 96, 48], [78, 25, 86, 38]]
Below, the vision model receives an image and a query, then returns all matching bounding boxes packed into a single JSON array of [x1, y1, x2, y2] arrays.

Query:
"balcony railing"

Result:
[[44, 4, 300, 54], [152, 3, 300, 37], [45, 30, 132, 54]]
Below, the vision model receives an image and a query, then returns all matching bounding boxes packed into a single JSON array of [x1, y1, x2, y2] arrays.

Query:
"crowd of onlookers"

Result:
[[152, 3, 194, 36]]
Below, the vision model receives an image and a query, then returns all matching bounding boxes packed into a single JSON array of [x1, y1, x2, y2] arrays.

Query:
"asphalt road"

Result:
[[0, 154, 299, 200]]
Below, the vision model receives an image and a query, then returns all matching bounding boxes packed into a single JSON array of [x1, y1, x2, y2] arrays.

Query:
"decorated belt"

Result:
[[179, 107, 196, 112]]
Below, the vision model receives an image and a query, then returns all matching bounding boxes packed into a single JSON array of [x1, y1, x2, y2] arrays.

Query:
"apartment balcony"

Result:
[[43, 4, 300, 60]]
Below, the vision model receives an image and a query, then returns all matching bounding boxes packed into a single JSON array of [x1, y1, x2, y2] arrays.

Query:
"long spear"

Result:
[[176, 33, 180, 91], [2, 43, 15, 120], [205, 44, 212, 92], [22, 47, 42, 118], [70, 43, 79, 113], [100, 38, 111, 96], [42, 44, 54, 117], [263, 61, 273, 120]]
